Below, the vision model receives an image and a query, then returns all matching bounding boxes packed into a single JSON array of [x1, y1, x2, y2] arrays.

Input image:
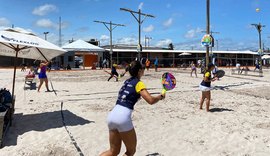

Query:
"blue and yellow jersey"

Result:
[[116, 77, 146, 110], [200, 71, 211, 87], [135, 81, 146, 93], [111, 63, 118, 73]]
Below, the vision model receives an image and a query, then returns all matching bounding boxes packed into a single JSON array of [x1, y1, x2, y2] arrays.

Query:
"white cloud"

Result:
[[99, 35, 110, 45], [116, 37, 137, 45], [35, 19, 56, 28], [100, 35, 109, 40], [185, 27, 203, 39], [35, 19, 69, 30], [60, 21, 69, 29], [156, 39, 172, 47], [174, 40, 203, 50], [32, 4, 57, 16], [76, 27, 89, 32], [173, 38, 259, 51], [138, 2, 144, 10], [163, 18, 173, 28], [0, 17, 10, 26], [143, 25, 154, 32]]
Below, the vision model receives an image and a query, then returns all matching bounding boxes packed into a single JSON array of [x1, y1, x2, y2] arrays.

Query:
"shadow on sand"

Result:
[[3, 110, 94, 146], [146, 153, 162, 156], [212, 82, 252, 90], [209, 108, 234, 112]]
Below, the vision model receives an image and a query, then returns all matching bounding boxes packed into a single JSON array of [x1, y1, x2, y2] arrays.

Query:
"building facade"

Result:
[[102, 45, 265, 67]]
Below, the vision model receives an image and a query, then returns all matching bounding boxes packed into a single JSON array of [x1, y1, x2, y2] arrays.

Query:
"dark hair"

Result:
[[129, 61, 145, 77], [207, 63, 215, 69], [204, 63, 215, 73]]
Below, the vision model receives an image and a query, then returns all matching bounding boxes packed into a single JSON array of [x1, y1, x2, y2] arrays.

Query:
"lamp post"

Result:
[[43, 32, 49, 40], [144, 36, 152, 48], [120, 8, 155, 60], [251, 23, 265, 73]]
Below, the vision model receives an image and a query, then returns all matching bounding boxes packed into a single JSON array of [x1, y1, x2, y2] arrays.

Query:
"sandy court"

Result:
[[0, 67, 270, 156]]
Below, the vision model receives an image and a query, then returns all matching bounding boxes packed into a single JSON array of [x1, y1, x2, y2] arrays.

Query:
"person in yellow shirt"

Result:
[[107, 62, 119, 81], [100, 60, 166, 156], [199, 63, 217, 112]]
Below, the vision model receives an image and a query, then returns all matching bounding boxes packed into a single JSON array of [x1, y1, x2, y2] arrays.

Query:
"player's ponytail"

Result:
[[129, 61, 144, 77]]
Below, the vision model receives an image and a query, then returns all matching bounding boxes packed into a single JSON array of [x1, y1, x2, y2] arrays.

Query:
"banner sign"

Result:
[[201, 34, 213, 47]]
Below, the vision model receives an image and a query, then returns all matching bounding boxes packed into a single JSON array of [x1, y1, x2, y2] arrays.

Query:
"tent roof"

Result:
[[62, 39, 104, 52], [0, 27, 66, 61]]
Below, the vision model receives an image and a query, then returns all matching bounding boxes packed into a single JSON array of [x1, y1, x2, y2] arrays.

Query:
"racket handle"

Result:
[[161, 88, 167, 95]]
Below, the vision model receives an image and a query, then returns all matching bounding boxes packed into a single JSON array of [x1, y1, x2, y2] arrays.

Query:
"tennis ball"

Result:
[[256, 8, 260, 12]]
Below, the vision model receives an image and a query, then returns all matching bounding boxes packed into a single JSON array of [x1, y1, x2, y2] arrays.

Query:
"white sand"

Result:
[[0, 67, 270, 156]]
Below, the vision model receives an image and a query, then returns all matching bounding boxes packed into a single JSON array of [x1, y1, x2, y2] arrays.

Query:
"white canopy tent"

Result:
[[62, 39, 105, 69], [62, 39, 104, 52]]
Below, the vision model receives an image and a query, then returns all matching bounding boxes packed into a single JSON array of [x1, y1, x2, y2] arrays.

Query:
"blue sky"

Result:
[[0, 0, 269, 51]]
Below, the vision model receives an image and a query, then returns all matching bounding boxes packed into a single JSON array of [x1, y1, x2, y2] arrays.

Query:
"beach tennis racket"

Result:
[[214, 70, 225, 78], [161, 72, 176, 94]]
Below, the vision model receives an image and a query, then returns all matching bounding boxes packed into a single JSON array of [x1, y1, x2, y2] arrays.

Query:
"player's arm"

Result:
[[136, 81, 165, 105], [203, 72, 211, 82]]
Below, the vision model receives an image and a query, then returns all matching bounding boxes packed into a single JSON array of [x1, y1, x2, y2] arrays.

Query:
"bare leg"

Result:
[[37, 79, 44, 92], [199, 91, 205, 109], [205, 91, 211, 112], [44, 78, 50, 91], [120, 128, 137, 156], [195, 70, 197, 77], [108, 75, 113, 81], [100, 130, 122, 156]]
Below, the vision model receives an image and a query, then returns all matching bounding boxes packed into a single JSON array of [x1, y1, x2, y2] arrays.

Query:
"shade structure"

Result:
[[0, 28, 66, 60], [62, 39, 105, 69], [0, 27, 66, 105], [62, 39, 104, 52], [262, 54, 270, 59]]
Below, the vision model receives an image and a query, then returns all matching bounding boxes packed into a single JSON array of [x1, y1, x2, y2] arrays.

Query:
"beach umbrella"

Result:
[[262, 54, 270, 59], [178, 52, 192, 56], [0, 27, 66, 101], [179, 52, 192, 64]]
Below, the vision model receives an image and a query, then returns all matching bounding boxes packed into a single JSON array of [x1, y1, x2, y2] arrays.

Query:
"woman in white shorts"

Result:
[[199, 63, 217, 112], [100, 61, 166, 156]]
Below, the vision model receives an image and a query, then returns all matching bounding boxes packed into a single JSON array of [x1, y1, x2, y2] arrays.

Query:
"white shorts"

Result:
[[107, 104, 133, 132], [199, 85, 212, 92]]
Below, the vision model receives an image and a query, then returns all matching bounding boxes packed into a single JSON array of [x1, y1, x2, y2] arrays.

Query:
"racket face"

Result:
[[161, 72, 176, 91], [216, 70, 225, 78]]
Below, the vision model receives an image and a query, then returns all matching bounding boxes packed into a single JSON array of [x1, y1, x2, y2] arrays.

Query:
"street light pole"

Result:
[[94, 20, 124, 68], [251, 23, 265, 73], [145, 35, 147, 49], [144, 36, 152, 48], [43, 32, 49, 40], [147, 37, 152, 47], [120, 8, 155, 61]]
